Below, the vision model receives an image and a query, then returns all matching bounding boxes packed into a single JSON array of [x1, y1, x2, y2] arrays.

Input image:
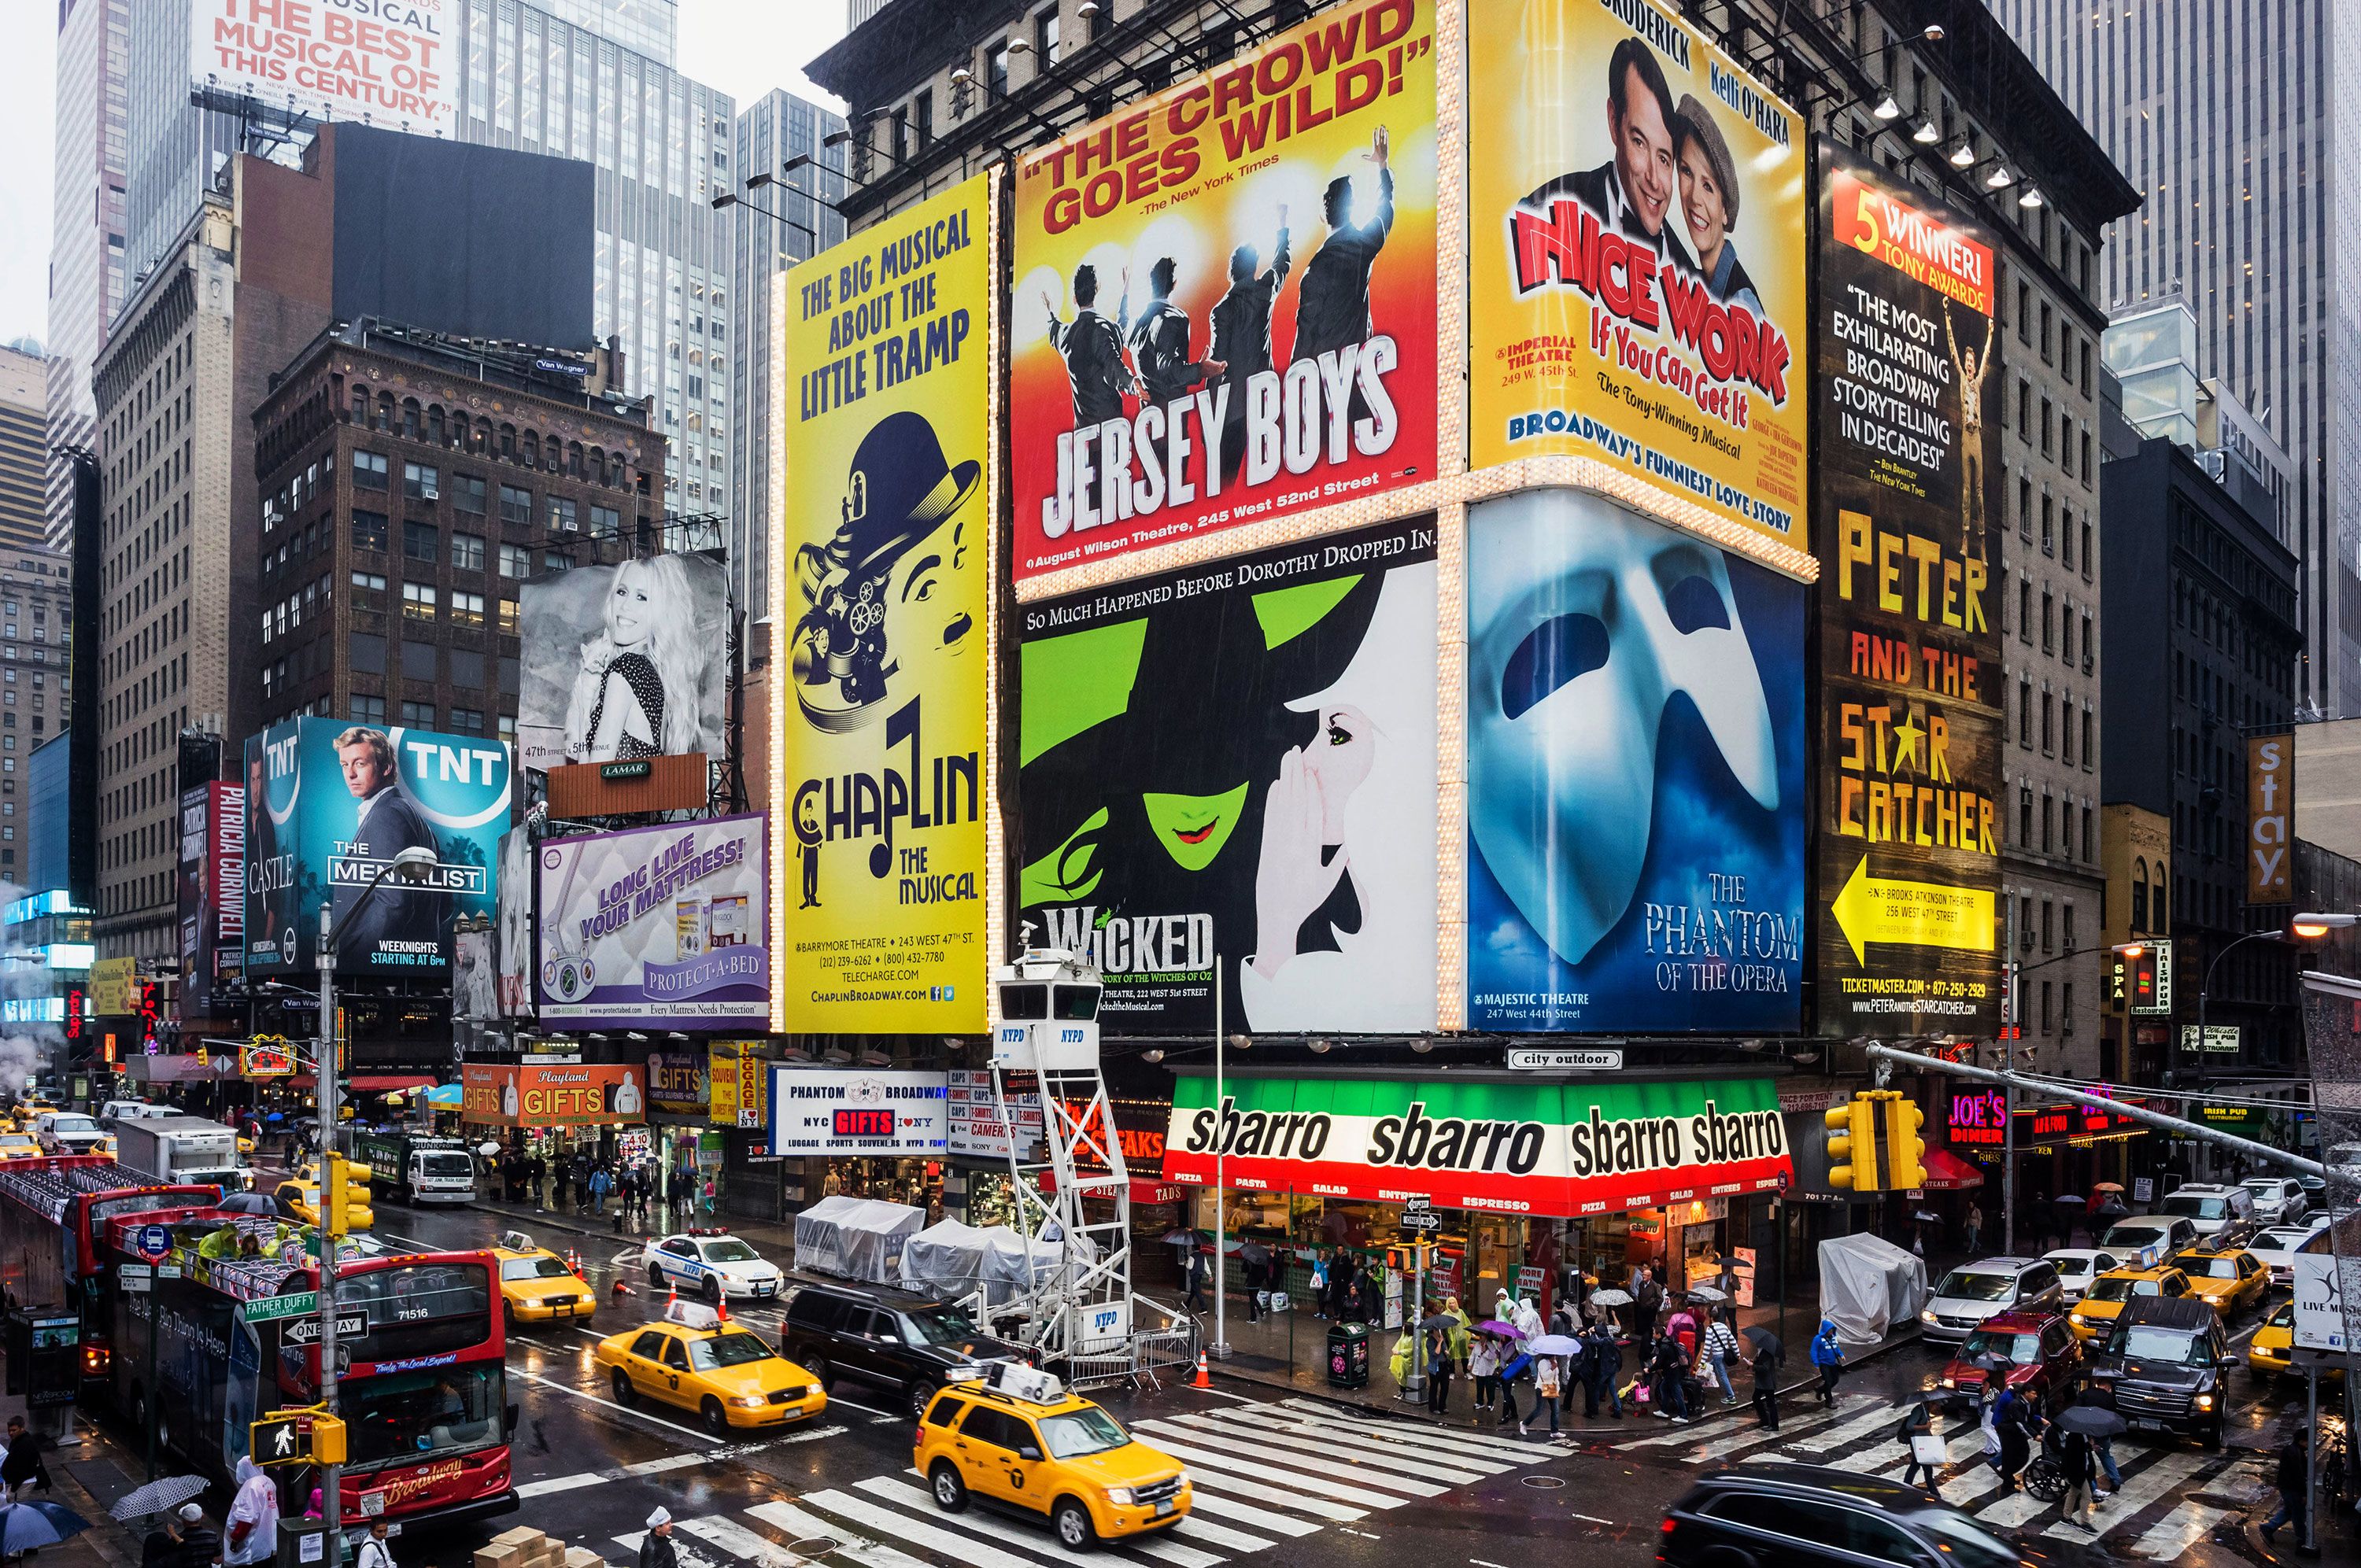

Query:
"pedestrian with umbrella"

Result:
[[1578, 1319, 1620, 1419], [1746, 1328, 1781, 1431], [1491, 1325, 1530, 1433], [2055, 1424, 2097, 1530], [1809, 1319, 1846, 1406], [2059, 1396, 2124, 1498], [1182, 1245, 1208, 1313], [1531, 1338, 1564, 1440], [1646, 1327, 1690, 1422], [1468, 1325, 1500, 1419], [109, 1476, 209, 1532], [1587, 1286, 1631, 1336], [1421, 1312, 1457, 1415]]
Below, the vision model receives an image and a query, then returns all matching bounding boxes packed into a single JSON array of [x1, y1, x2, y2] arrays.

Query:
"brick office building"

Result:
[[247, 320, 666, 740]]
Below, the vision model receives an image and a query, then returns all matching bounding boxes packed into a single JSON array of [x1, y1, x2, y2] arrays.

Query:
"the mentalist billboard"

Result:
[[242, 718, 510, 976]]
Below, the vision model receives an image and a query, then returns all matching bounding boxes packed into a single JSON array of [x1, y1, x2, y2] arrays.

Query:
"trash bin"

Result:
[[1327, 1320, 1370, 1388]]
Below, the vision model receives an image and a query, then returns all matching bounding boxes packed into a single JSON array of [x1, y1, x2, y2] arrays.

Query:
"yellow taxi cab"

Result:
[[2171, 1248, 2271, 1319], [275, 1160, 374, 1232], [491, 1231, 597, 1330], [2248, 1301, 2298, 1378], [10, 1101, 58, 1133], [593, 1301, 826, 1436], [2069, 1264, 2195, 1341], [917, 1363, 1190, 1551], [0, 1133, 46, 1160]]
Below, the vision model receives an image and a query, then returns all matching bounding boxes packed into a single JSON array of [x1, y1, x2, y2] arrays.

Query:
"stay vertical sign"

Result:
[[2246, 734, 2292, 902]]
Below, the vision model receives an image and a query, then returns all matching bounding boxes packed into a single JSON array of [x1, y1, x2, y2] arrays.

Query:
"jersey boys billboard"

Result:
[[1018, 517, 1439, 1033], [1011, 0, 1439, 583], [241, 718, 508, 977], [1468, 0, 1808, 553], [537, 815, 770, 1031], [1465, 488, 1805, 1031], [1813, 142, 2004, 1035], [778, 175, 992, 1033]]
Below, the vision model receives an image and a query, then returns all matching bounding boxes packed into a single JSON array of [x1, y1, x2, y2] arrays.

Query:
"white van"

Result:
[[35, 1112, 109, 1155]]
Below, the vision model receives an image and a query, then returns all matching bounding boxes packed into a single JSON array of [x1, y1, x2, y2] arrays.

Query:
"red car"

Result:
[[1937, 1308, 2082, 1414]]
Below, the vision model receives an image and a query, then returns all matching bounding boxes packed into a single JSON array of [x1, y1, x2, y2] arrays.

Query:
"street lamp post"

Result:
[[2189, 913, 2355, 1172], [1996, 941, 2150, 1256], [313, 847, 437, 1567]]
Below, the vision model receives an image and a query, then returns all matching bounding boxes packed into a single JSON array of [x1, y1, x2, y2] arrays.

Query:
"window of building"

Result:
[[2018, 680, 2031, 746], [500, 485, 532, 525], [543, 550, 573, 574], [590, 504, 619, 536], [349, 632, 385, 674], [498, 596, 520, 635], [498, 543, 532, 578], [2041, 793, 2055, 854], [2041, 397, 2054, 456], [914, 88, 933, 145], [451, 533, 486, 572], [353, 451, 389, 490], [2041, 591, 2054, 652], [352, 511, 389, 552], [403, 463, 438, 501], [2082, 707, 2093, 766], [399, 700, 436, 729], [453, 474, 487, 514], [403, 521, 438, 562], [450, 707, 487, 736], [349, 572, 386, 611], [988, 39, 1011, 97], [2040, 691, 2053, 754], [1036, 8, 1060, 61], [349, 695, 386, 726], [549, 496, 578, 533], [401, 583, 438, 622], [451, 591, 486, 628]]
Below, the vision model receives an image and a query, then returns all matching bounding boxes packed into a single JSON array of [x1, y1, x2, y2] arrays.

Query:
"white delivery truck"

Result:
[[351, 1131, 479, 1205], [113, 1115, 246, 1193]]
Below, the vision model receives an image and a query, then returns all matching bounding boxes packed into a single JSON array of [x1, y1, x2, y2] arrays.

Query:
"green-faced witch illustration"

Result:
[[1018, 564, 1386, 1028]]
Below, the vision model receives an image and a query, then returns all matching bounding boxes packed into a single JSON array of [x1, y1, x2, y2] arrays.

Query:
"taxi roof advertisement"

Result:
[[1010, 0, 1439, 583], [1812, 142, 2005, 1037], [1468, 0, 1809, 553]]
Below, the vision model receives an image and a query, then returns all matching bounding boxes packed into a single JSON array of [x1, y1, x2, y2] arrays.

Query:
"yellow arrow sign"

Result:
[[1831, 855, 1997, 965]]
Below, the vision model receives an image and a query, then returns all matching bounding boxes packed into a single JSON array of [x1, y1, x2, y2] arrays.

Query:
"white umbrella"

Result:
[[1588, 1288, 1633, 1307], [1685, 1285, 1731, 1304]]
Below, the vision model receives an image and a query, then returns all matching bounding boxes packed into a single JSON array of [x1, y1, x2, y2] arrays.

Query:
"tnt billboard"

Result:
[[242, 718, 510, 977]]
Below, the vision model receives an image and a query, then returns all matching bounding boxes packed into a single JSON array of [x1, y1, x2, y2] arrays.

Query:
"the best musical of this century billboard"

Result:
[[1010, 0, 1439, 584], [1812, 140, 2004, 1036]]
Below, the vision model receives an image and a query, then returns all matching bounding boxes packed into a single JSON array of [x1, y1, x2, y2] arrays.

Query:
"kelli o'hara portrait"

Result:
[[515, 551, 730, 771]]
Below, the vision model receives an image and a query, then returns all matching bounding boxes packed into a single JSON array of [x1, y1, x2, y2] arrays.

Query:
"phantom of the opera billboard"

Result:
[[777, 174, 994, 1034], [1465, 489, 1806, 1031], [242, 718, 509, 976], [1468, 0, 1809, 552], [1010, 0, 1439, 584], [1812, 140, 2005, 1036], [1018, 516, 1439, 1033]]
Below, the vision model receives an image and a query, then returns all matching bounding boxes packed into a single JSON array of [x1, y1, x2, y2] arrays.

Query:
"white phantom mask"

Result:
[[1469, 489, 1778, 965]]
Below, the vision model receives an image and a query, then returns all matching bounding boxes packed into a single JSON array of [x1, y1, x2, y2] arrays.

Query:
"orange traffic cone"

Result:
[[1192, 1352, 1210, 1389]]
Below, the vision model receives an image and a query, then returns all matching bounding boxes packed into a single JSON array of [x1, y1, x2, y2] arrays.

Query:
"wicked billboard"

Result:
[[1018, 515, 1439, 1033], [1010, 0, 1439, 584], [1812, 142, 2004, 1036]]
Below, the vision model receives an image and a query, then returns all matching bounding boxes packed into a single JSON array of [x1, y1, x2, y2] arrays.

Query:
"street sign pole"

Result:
[[143, 1277, 157, 1481], [315, 902, 343, 1568]]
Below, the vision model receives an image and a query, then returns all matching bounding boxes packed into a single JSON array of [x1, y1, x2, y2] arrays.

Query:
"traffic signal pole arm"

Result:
[[1864, 1041, 2336, 1183]]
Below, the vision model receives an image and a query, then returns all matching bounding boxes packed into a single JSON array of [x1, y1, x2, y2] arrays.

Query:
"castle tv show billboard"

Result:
[[1010, 0, 1439, 583], [1465, 488, 1805, 1031], [241, 718, 508, 977]]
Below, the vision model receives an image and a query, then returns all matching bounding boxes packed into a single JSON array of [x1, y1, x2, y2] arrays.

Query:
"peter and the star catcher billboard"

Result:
[[1813, 141, 2004, 1037], [1018, 516, 1439, 1033], [777, 175, 993, 1033], [1469, 0, 1809, 552], [242, 718, 509, 976], [1011, 0, 1439, 584]]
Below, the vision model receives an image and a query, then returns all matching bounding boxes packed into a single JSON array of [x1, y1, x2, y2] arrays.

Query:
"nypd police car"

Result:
[[645, 1230, 786, 1302]]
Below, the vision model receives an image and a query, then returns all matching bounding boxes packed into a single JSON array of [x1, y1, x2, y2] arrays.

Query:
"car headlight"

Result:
[[730, 1395, 767, 1408], [1919, 1309, 1937, 1323], [2071, 1312, 2089, 1324], [1941, 1377, 1956, 1389], [1106, 1488, 1138, 1506], [2194, 1394, 2215, 1410], [1177, 1470, 1188, 1488]]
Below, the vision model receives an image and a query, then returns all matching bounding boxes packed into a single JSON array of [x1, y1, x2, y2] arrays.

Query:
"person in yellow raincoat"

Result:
[[1443, 1295, 1472, 1374]]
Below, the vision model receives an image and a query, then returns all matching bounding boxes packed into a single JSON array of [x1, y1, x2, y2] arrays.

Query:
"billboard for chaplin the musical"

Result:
[[1010, 0, 1439, 584]]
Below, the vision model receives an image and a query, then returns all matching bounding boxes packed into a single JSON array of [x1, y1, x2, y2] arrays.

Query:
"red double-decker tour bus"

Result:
[[1, 1157, 516, 1533], [0, 1156, 226, 1381]]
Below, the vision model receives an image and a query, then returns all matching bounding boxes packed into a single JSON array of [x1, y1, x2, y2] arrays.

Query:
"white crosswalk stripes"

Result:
[[582, 1394, 1555, 1568], [1617, 1394, 2259, 1559]]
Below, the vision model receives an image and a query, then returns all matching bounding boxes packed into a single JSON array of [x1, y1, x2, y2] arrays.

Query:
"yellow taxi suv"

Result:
[[592, 1300, 826, 1436], [2172, 1248, 2270, 1319], [2069, 1264, 2194, 1341], [917, 1363, 1190, 1552], [2246, 1301, 2341, 1382], [492, 1231, 597, 1330]]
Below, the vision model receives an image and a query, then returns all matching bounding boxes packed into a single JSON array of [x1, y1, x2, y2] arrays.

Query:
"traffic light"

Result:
[[1825, 1098, 1879, 1193], [321, 1154, 358, 1238], [1883, 1093, 1927, 1191], [2123, 945, 2158, 1009]]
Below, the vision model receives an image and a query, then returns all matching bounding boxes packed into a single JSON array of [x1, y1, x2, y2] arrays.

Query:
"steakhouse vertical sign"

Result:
[[1009, 0, 1439, 584], [1814, 142, 2004, 1036]]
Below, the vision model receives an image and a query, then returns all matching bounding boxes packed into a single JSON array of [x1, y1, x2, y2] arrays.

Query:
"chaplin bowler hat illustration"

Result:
[[796, 410, 981, 601]]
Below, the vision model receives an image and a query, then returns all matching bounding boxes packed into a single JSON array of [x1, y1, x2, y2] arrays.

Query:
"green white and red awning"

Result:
[[1161, 1074, 1792, 1219]]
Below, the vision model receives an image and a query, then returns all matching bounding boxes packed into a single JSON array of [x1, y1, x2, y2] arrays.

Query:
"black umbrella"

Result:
[[1741, 1324, 1783, 1360], [2056, 1406, 2127, 1438], [1417, 1312, 1459, 1334], [1971, 1352, 2016, 1374], [1712, 1254, 1746, 1269], [1236, 1241, 1272, 1266], [214, 1191, 277, 1215]]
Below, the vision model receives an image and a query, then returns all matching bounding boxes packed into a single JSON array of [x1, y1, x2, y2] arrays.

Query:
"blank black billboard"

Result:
[[332, 127, 596, 351]]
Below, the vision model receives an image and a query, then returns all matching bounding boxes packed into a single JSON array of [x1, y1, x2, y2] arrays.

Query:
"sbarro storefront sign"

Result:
[[1162, 1074, 1790, 1216]]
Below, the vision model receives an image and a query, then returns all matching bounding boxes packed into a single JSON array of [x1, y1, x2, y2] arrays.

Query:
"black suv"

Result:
[[2084, 1294, 2234, 1448], [1661, 1463, 2022, 1568], [782, 1283, 1025, 1419]]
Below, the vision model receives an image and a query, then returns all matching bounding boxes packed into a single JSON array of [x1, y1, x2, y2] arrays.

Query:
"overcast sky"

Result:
[[0, 1, 848, 353]]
